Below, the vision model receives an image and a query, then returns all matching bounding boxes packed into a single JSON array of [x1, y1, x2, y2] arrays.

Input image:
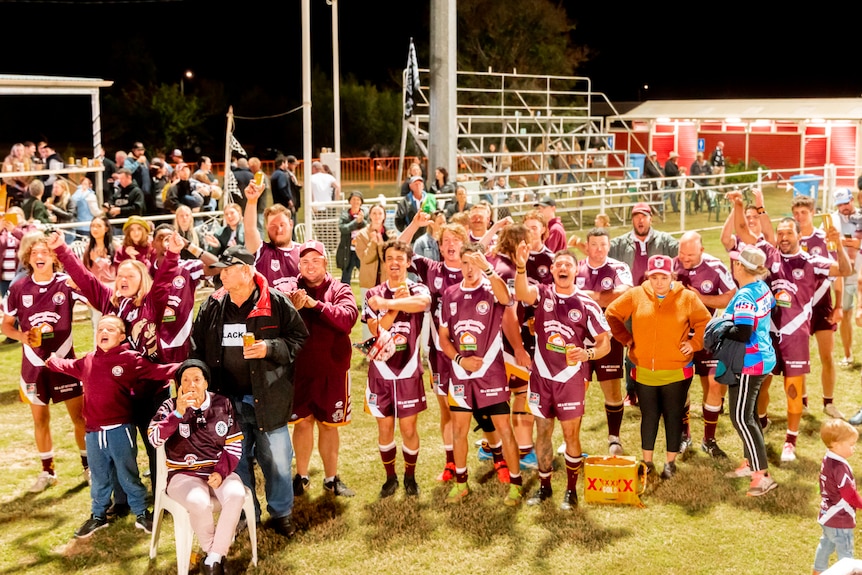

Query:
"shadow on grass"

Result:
[[361, 495, 434, 551], [0, 387, 21, 406]]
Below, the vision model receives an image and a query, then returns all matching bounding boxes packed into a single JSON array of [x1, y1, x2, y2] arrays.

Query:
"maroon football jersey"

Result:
[[254, 242, 300, 294], [363, 279, 430, 379]]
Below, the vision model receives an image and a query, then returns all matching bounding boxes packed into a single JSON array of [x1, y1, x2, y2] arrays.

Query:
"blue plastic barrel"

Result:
[[789, 174, 822, 201], [628, 153, 646, 179]]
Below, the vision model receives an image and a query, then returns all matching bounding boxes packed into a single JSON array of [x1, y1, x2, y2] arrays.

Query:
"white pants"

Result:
[[166, 472, 246, 556]]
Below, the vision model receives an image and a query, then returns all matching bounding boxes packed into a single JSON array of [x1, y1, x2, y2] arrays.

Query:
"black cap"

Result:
[[175, 359, 211, 386], [534, 195, 556, 208], [210, 245, 255, 268]]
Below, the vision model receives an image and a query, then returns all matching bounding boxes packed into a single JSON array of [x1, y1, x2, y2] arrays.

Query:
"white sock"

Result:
[[205, 553, 222, 566]]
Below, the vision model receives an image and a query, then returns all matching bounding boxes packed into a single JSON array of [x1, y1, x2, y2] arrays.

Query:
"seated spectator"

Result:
[[71, 177, 101, 241], [22, 180, 49, 224], [192, 172, 222, 212], [445, 185, 473, 220], [174, 205, 202, 258], [114, 215, 153, 266], [147, 359, 244, 575], [165, 163, 203, 213], [45, 178, 77, 242], [203, 202, 244, 258]]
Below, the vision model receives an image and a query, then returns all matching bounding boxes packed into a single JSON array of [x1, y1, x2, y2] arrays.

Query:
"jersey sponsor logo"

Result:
[[215, 421, 228, 437], [367, 393, 378, 406], [792, 268, 804, 280], [52, 292, 66, 305], [332, 409, 344, 423], [528, 391, 540, 407], [543, 298, 554, 312], [434, 277, 443, 290], [452, 384, 465, 398], [600, 277, 613, 291], [22, 294, 33, 308], [568, 309, 582, 323], [163, 307, 176, 323], [476, 301, 490, 315], [270, 260, 281, 272], [394, 332, 408, 351], [775, 290, 792, 308], [112, 365, 124, 377], [459, 332, 477, 351], [179, 423, 191, 438], [546, 332, 567, 354], [172, 275, 186, 290], [701, 280, 714, 293]]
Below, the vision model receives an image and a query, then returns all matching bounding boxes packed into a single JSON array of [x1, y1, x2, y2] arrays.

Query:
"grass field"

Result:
[[1, 186, 860, 574]]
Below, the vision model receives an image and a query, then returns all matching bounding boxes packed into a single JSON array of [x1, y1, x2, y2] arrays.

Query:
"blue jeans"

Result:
[[813, 525, 855, 572], [340, 251, 360, 284], [86, 424, 148, 518], [233, 398, 294, 522]]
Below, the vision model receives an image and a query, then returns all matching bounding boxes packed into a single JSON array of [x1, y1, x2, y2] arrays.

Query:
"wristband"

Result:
[[173, 409, 184, 419], [483, 267, 495, 277], [454, 354, 463, 365], [516, 267, 526, 274], [586, 348, 595, 360], [756, 207, 765, 215]]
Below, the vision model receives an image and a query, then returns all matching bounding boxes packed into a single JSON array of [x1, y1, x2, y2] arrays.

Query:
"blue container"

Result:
[[627, 153, 646, 179], [789, 174, 822, 201]]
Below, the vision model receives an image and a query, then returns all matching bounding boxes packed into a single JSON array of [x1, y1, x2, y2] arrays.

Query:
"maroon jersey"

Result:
[[800, 228, 837, 307], [155, 258, 204, 363], [362, 279, 430, 380], [818, 450, 862, 529], [761, 243, 832, 336], [672, 253, 735, 315], [5, 273, 83, 401], [254, 242, 300, 294], [411, 255, 462, 349], [575, 257, 633, 304], [527, 245, 555, 285], [529, 284, 609, 383], [440, 279, 508, 408]]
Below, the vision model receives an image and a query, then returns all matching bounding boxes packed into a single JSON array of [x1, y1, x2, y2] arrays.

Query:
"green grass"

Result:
[[0, 185, 858, 574]]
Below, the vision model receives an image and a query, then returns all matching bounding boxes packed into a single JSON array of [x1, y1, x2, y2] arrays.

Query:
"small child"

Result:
[[812, 419, 862, 574], [46, 314, 179, 539]]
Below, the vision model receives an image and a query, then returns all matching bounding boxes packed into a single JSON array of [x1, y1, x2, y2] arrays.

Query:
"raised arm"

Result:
[[513, 241, 538, 305], [243, 181, 265, 255]]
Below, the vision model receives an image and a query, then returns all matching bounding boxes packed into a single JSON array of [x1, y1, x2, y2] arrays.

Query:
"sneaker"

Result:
[[293, 474, 309, 497], [780, 442, 797, 462], [824, 403, 846, 420], [436, 462, 456, 482], [725, 461, 753, 478], [526, 486, 553, 506], [623, 393, 638, 407], [106, 502, 131, 520], [519, 450, 538, 470], [701, 438, 728, 459], [28, 471, 57, 493], [74, 515, 108, 539], [494, 460, 510, 484], [446, 482, 470, 504], [840, 356, 854, 367], [760, 417, 771, 433], [678, 434, 692, 456], [660, 460, 677, 480], [323, 475, 355, 497], [557, 442, 567, 455], [608, 437, 624, 456], [379, 476, 399, 499], [477, 444, 493, 462], [404, 476, 420, 497], [747, 475, 778, 497], [559, 489, 578, 511], [503, 483, 523, 507], [135, 511, 153, 533], [850, 408, 862, 426]]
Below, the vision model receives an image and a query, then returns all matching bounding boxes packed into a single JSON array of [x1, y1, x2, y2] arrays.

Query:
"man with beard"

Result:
[[243, 180, 300, 294]]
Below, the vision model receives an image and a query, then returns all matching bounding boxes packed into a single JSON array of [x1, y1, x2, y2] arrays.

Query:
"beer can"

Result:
[[243, 332, 255, 347], [81, 157, 88, 167], [565, 343, 577, 366], [30, 325, 42, 347], [67, 156, 74, 166], [254, 171, 265, 186]]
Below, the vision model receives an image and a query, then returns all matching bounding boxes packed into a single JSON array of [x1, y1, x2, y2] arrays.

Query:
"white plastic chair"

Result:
[[149, 444, 258, 574]]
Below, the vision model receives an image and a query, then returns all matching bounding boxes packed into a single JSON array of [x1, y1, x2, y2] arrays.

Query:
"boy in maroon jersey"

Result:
[[363, 240, 432, 498]]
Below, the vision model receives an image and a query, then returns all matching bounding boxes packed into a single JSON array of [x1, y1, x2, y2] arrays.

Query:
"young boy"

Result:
[[812, 419, 862, 574], [46, 315, 180, 538]]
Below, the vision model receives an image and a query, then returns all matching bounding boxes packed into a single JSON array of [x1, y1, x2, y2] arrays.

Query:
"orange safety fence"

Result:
[[213, 157, 424, 188]]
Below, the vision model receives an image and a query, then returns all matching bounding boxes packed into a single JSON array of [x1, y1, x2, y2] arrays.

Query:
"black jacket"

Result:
[[191, 272, 308, 432], [704, 317, 746, 386]]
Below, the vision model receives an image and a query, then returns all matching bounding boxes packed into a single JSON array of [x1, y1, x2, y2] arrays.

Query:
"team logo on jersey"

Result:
[[22, 295, 33, 308], [450, 302, 457, 316], [367, 393, 377, 406], [792, 268, 804, 280], [112, 365, 124, 377], [476, 301, 490, 315], [172, 275, 186, 290], [576, 277, 585, 288], [701, 280, 714, 293], [179, 423, 191, 438], [601, 277, 613, 291], [538, 266, 549, 278], [215, 421, 228, 437], [184, 454, 198, 465], [543, 298, 554, 312], [332, 409, 344, 423], [811, 246, 822, 256], [270, 260, 281, 272], [568, 309, 582, 323], [52, 292, 66, 305], [434, 277, 443, 290], [459, 332, 477, 351]]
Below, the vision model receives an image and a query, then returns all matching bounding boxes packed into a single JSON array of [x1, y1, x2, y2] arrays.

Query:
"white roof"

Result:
[[612, 98, 862, 121], [0, 74, 113, 96]]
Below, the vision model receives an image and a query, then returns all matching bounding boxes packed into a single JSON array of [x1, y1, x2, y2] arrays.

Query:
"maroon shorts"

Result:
[[365, 375, 427, 419], [291, 373, 352, 426], [771, 331, 810, 377], [810, 298, 837, 334], [448, 375, 510, 411], [20, 371, 82, 406], [692, 348, 719, 377], [587, 337, 624, 381], [430, 347, 451, 397], [526, 373, 586, 421]]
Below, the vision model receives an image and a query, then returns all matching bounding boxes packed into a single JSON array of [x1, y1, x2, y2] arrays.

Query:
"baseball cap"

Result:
[[210, 245, 255, 268], [631, 202, 652, 217], [408, 175, 424, 185], [834, 188, 853, 206], [646, 255, 673, 276], [649, 151, 657, 157], [534, 195, 556, 208], [730, 246, 767, 272], [299, 240, 327, 258], [668, 151, 679, 159], [171, 148, 183, 158]]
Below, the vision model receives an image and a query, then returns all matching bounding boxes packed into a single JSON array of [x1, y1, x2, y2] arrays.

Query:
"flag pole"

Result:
[[223, 106, 234, 206]]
